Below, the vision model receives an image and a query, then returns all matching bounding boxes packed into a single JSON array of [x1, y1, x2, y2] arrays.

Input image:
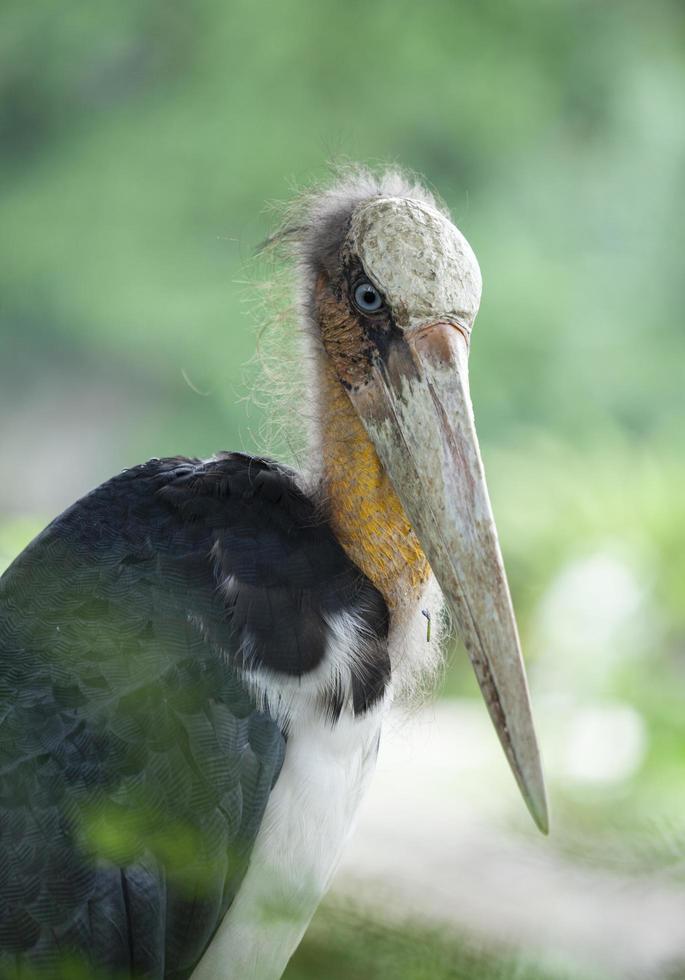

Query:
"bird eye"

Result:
[[353, 281, 383, 314]]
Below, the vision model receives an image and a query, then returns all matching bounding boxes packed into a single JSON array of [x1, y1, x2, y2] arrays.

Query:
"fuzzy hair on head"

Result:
[[250, 165, 447, 459], [263, 164, 451, 287], [252, 164, 452, 446]]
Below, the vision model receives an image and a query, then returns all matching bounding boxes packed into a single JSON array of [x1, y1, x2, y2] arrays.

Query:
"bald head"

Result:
[[348, 196, 481, 331]]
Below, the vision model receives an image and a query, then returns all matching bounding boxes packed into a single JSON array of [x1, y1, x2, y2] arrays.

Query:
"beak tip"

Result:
[[530, 800, 550, 836], [523, 774, 550, 835]]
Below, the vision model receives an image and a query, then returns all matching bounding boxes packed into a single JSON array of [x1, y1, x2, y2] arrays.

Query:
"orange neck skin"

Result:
[[314, 353, 430, 610]]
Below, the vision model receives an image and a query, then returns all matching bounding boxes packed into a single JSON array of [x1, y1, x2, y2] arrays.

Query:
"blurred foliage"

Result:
[[0, 907, 606, 980], [0, 959, 131, 980], [1, 0, 684, 976], [1, 0, 684, 466], [286, 902, 607, 980], [80, 800, 217, 891]]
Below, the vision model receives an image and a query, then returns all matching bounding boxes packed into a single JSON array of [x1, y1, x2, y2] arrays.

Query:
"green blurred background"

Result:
[[1, 1, 684, 977]]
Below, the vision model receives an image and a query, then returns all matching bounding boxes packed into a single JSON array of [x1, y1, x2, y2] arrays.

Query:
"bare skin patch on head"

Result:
[[315, 276, 375, 389], [314, 279, 430, 606], [349, 197, 482, 330]]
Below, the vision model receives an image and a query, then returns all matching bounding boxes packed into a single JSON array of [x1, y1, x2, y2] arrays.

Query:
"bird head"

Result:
[[276, 171, 548, 833]]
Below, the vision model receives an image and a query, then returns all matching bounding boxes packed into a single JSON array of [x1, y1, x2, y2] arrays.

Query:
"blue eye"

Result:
[[353, 281, 383, 313]]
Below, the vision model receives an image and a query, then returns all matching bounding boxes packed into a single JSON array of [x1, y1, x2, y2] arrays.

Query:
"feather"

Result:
[[0, 453, 388, 978]]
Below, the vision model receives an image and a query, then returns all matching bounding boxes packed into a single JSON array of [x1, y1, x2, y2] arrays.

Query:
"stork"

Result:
[[0, 169, 547, 980]]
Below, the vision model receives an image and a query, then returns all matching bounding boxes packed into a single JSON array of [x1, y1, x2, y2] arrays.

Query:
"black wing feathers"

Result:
[[0, 453, 388, 978]]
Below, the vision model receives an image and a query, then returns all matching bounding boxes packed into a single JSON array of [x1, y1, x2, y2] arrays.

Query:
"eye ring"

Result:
[[353, 280, 384, 314]]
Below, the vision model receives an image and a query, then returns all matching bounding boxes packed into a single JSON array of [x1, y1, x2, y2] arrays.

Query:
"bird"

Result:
[[0, 168, 547, 980]]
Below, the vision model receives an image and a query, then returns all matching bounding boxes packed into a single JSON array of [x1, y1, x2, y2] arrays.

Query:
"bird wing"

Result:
[[0, 453, 387, 979]]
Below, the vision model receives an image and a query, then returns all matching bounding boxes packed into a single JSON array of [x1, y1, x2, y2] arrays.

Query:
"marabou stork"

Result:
[[0, 169, 547, 980]]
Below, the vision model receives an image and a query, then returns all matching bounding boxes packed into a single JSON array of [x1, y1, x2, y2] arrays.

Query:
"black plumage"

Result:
[[0, 453, 389, 978]]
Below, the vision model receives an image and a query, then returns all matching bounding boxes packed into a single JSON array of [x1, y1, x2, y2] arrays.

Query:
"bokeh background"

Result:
[[1, 1, 684, 978]]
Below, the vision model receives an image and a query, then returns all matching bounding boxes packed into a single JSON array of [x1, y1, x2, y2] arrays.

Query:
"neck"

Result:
[[309, 348, 429, 609]]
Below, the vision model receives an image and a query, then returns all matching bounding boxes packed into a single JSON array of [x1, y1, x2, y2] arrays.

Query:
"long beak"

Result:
[[348, 322, 548, 833]]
